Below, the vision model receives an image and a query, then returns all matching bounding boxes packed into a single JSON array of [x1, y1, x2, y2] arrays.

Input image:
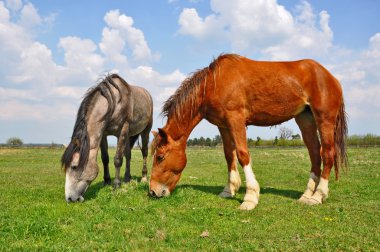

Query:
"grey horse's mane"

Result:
[[61, 73, 130, 171]]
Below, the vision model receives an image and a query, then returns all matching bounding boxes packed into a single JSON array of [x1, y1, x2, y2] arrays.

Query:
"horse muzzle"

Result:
[[149, 182, 170, 198], [65, 195, 85, 203]]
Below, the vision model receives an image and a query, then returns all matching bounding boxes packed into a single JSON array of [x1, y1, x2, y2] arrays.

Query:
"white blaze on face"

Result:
[[65, 170, 88, 202], [65, 169, 76, 201]]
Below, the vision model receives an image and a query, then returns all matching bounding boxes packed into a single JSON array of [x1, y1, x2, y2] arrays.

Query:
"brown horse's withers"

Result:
[[150, 54, 347, 210]]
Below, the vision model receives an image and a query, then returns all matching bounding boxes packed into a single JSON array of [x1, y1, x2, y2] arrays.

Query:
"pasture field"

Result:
[[0, 147, 379, 251]]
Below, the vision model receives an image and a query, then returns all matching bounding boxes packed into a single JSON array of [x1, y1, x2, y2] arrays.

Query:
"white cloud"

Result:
[[178, 0, 295, 52], [178, 0, 333, 59], [19, 2, 41, 28], [127, 66, 185, 87], [5, 0, 22, 12], [101, 9, 159, 63], [0, 100, 77, 121], [178, 8, 224, 39], [0, 3, 184, 124], [59, 36, 105, 82], [332, 33, 380, 121]]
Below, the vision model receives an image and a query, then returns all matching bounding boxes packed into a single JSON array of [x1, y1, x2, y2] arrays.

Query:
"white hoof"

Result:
[[299, 196, 322, 206], [239, 201, 257, 210], [299, 190, 325, 205], [298, 194, 311, 204]]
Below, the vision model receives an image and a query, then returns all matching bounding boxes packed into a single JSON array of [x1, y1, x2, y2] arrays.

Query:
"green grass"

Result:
[[0, 147, 379, 251]]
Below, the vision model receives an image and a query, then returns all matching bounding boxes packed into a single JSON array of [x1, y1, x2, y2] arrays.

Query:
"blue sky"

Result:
[[0, 0, 379, 144]]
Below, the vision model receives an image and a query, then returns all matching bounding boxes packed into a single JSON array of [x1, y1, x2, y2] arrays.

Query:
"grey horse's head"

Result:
[[61, 137, 99, 202]]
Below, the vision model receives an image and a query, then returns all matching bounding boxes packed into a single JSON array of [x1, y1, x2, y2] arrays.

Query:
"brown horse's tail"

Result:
[[334, 100, 348, 180]]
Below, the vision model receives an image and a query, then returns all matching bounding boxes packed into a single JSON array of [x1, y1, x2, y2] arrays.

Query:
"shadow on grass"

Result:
[[178, 184, 302, 200], [261, 187, 302, 199], [85, 175, 144, 201]]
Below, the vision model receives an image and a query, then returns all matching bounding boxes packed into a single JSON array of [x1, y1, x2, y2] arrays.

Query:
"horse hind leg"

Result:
[[299, 105, 338, 205], [218, 127, 241, 198], [295, 109, 322, 204], [307, 120, 336, 205]]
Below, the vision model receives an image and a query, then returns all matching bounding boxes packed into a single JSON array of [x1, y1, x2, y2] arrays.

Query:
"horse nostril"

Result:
[[68, 197, 72, 202], [149, 190, 157, 198], [162, 189, 166, 196]]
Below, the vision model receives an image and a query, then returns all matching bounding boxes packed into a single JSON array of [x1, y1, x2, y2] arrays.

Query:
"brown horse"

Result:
[[149, 54, 347, 210]]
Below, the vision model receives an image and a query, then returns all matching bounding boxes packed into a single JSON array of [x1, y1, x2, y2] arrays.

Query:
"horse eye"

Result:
[[157, 154, 165, 162]]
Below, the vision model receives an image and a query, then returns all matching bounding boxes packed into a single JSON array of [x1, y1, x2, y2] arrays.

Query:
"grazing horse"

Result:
[[149, 54, 347, 210], [61, 74, 153, 202]]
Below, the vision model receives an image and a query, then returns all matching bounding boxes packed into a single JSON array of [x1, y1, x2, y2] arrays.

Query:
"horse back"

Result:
[[203, 56, 343, 127]]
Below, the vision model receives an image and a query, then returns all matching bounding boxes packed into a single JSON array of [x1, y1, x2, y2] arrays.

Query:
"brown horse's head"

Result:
[[149, 128, 187, 198]]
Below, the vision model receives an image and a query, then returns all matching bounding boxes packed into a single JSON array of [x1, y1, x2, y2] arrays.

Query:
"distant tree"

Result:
[[247, 138, 255, 148], [213, 135, 222, 146], [279, 127, 293, 140], [273, 136, 278, 146], [6, 137, 23, 146], [256, 136, 261, 146], [187, 139, 193, 146], [292, 134, 301, 140], [205, 137, 212, 146], [199, 137, 205, 146]]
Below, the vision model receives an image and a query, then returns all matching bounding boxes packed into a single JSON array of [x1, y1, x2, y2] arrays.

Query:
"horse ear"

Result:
[[152, 130, 158, 138], [74, 138, 81, 147], [71, 152, 80, 167], [158, 128, 168, 144]]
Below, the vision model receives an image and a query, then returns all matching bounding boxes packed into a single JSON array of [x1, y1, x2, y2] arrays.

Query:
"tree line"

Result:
[[2, 131, 380, 148], [187, 131, 380, 148]]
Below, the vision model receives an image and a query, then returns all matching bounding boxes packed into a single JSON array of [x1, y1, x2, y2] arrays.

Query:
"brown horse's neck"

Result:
[[164, 112, 203, 147]]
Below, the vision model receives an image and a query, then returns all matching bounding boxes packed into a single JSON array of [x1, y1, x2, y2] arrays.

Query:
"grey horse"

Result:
[[61, 73, 153, 202]]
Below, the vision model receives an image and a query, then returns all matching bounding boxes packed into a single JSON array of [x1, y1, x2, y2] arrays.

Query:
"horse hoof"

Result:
[[140, 177, 148, 183], [113, 182, 121, 189], [219, 191, 234, 198], [239, 201, 257, 210], [298, 195, 311, 204], [299, 196, 322, 206]]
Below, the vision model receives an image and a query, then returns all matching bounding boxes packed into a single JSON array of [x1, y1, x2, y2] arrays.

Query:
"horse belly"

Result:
[[248, 101, 306, 126], [129, 118, 150, 136]]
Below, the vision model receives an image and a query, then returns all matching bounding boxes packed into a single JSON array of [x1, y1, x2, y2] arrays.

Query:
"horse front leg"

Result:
[[218, 127, 241, 198], [114, 123, 129, 189], [123, 139, 132, 183], [100, 136, 111, 185], [227, 121, 260, 211], [140, 124, 151, 183]]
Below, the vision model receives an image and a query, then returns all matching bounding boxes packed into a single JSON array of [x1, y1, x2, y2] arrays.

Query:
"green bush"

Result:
[[6, 137, 23, 147]]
